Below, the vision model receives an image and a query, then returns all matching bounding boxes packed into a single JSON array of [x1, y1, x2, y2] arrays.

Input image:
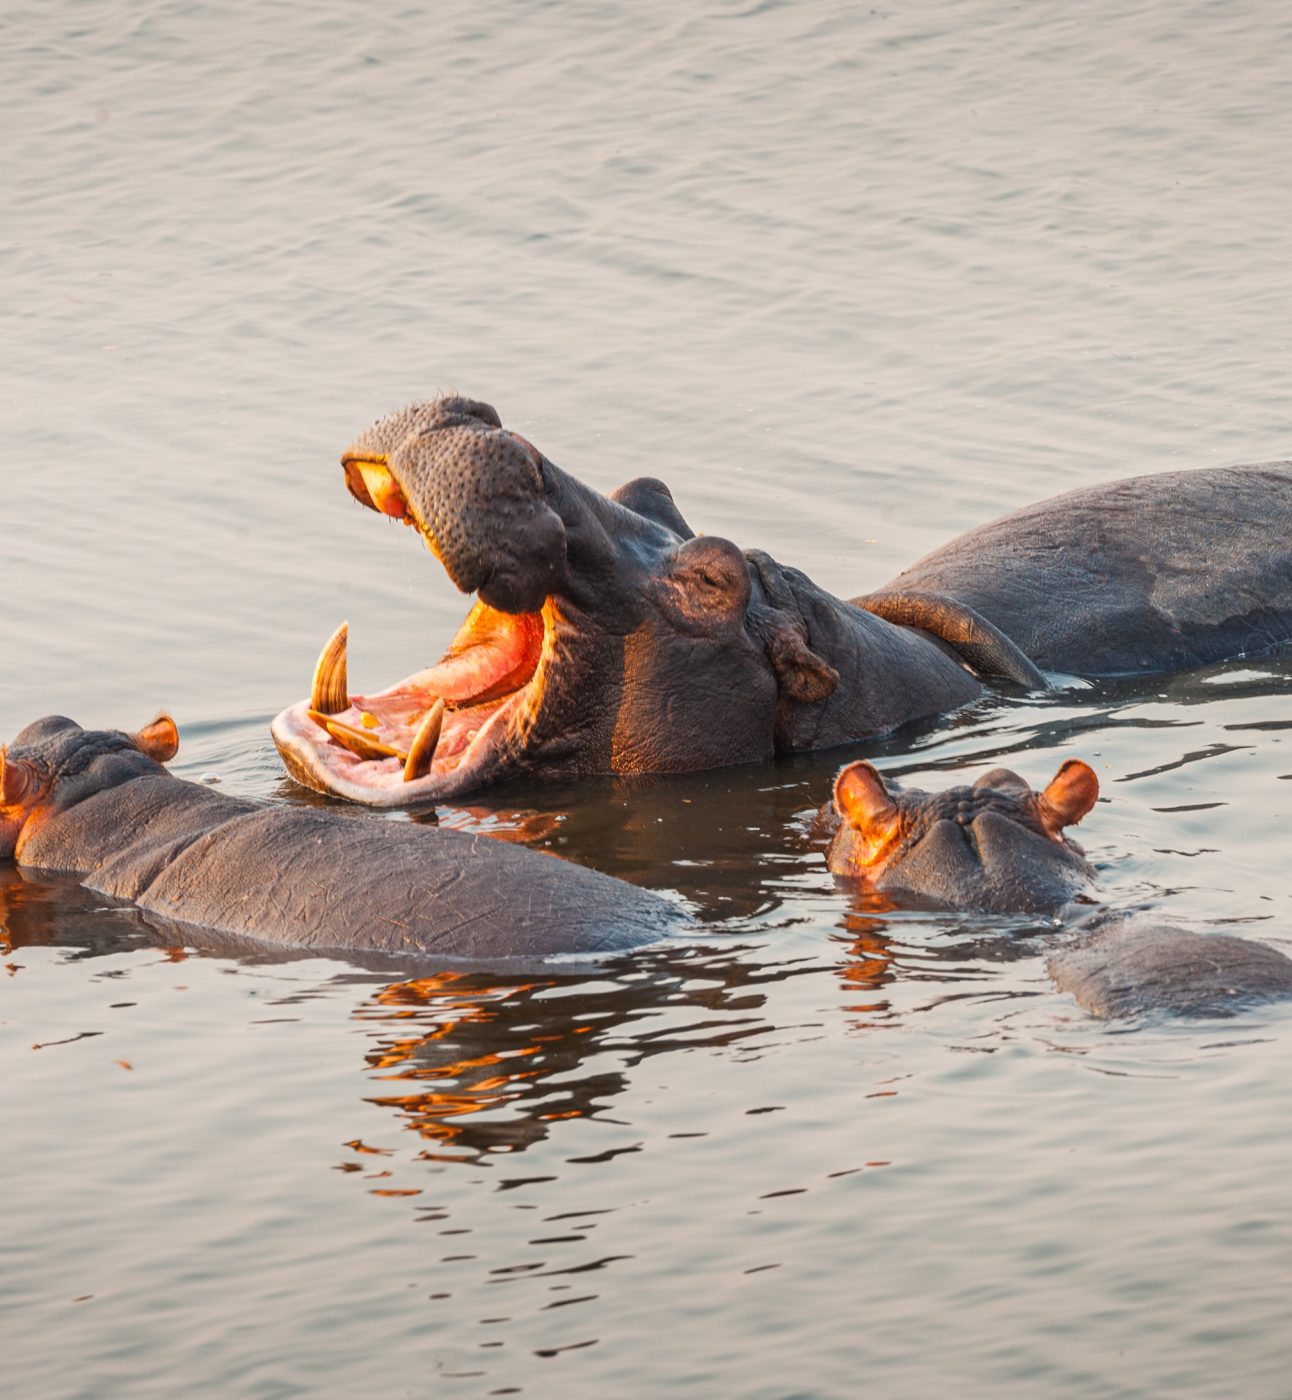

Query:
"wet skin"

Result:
[[1046, 918, 1292, 1020], [875, 460, 1292, 677], [272, 395, 1292, 807], [822, 758, 1292, 1018], [819, 758, 1100, 916], [0, 716, 683, 964]]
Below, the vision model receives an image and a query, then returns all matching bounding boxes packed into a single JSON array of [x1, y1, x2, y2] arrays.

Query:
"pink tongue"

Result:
[[405, 640, 528, 702]]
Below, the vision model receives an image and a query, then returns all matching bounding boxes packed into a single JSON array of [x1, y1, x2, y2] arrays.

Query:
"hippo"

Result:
[[818, 757, 1292, 1018], [1046, 919, 1292, 1020], [270, 395, 1292, 807], [0, 715, 684, 964], [818, 758, 1099, 915]]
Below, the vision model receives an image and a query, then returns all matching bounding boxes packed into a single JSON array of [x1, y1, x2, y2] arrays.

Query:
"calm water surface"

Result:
[[4, 2, 1292, 1395]]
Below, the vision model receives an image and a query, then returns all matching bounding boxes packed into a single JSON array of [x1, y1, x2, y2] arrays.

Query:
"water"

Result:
[[4, 1, 1292, 1394]]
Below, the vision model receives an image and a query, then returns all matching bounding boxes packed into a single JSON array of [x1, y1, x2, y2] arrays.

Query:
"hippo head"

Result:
[[272, 395, 842, 805], [0, 715, 180, 861], [824, 758, 1100, 913]]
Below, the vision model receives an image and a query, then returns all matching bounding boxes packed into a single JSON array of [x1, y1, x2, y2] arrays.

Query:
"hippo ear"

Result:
[[833, 762, 901, 846], [0, 749, 33, 805], [764, 620, 840, 703], [1038, 759, 1098, 834], [743, 550, 839, 704], [610, 477, 696, 540], [133, 715, 180, 764]]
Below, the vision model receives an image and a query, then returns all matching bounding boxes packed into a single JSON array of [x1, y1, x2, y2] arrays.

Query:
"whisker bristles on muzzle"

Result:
[[403, 699, 445, 783], [310, 622, 350, 715]]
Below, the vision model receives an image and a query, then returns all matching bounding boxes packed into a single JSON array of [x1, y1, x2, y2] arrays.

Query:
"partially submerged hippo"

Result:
[[0, 716, 683, 963], [1047, 919, 1292, 1020], [819, 758, 1292, 1018], [271, 395, 1292, 806], [820, 758, 1099, 915]]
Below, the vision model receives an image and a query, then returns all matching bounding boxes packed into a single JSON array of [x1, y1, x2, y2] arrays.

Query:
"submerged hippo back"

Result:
[[879, 463, 1292, 676], [134, 806, 680, 960], [4, 715, 682, 961], [1048, 918, 1292, 1019]]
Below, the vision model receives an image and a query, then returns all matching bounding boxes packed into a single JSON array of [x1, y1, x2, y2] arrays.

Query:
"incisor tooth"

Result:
[[323, 718, 406, 762], [403, 699, 445, 783], [310, 622, 349, 715]]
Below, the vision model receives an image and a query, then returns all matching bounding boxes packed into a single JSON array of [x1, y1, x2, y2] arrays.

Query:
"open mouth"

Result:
[[271, 602, 550, 807]]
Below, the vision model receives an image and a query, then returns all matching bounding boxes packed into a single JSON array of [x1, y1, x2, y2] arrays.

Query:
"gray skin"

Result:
[[0, 717, 683, 963], [820, 759, 1292, 1018], [273, 396, 1292, 806], [871, 462, 1292, 676], [274, 396, 1003, 805], [1047, 918, 1292, 1020], [818, 760, 1099, 916]]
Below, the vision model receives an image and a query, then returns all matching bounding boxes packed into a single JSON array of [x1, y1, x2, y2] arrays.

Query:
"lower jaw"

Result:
[[270, 689, 525, 807]]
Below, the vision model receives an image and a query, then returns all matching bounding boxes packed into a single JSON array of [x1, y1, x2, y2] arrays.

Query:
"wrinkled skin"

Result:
[[272, 396, 984, 806], [818, 758, 1292, 1018], [877, 461, 1292, 676], [819, 758, 1100, 914], [273, 397, 1292, 806], [0, 716, 682, 963]]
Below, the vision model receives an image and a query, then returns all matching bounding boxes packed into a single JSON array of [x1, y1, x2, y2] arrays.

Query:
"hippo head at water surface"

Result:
[[271, 395, 997, 806], [821, 758, 1100, 914], [0, 715, 180, 861]]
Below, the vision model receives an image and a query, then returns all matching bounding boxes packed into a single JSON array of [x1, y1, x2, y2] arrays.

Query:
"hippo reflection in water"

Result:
[[272, 394, 1292, 806], [819, 758, 1292, 1019], [0, 716, 683, 964]]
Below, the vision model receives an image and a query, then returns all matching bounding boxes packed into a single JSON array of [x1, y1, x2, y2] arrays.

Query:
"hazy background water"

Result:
[[4, 1, 1292, 1396]]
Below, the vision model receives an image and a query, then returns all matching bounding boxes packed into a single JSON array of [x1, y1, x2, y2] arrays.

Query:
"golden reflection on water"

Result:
[[837, 914, 897, 1016], [355, 973, 557, 1160]]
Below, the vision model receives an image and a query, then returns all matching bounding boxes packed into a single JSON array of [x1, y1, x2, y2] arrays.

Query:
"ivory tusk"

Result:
[[403, 699, 445, 783], [310, 622, 350, 715]]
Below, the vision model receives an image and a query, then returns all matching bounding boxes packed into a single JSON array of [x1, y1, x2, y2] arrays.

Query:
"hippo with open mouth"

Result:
[[0, 715, 684, 963], [819, 758, 1292, 1018], [271, 395, 1292, 806]]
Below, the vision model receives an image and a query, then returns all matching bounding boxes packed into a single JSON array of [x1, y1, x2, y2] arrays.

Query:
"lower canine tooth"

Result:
[[310, 622, 349, 715], [403, 699, 445, 783]]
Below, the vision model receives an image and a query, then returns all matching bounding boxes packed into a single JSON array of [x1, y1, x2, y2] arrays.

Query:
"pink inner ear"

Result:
[[134, 716, 180, 764], [1040, 759, 1099, 829], [1, 752, 31, 804], [834, 762, 897, 833]]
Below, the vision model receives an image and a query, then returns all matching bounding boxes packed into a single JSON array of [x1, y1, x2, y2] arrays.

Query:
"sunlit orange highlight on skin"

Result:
[[343, 456, 410, 520]]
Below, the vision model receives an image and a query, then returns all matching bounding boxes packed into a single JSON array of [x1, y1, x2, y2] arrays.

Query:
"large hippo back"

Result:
[[875, 463, 1292, 676], [132, 807, 680, 960], [15, 766, 682, 962]]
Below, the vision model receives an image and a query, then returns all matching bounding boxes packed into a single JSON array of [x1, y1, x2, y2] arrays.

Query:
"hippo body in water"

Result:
[[820, 759, 1292, 1019], [870, 463, 1292, 678], [0, 716, 682, 964], [272, 395, 1292, 806], [1046, 920, 1292, 1020]]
